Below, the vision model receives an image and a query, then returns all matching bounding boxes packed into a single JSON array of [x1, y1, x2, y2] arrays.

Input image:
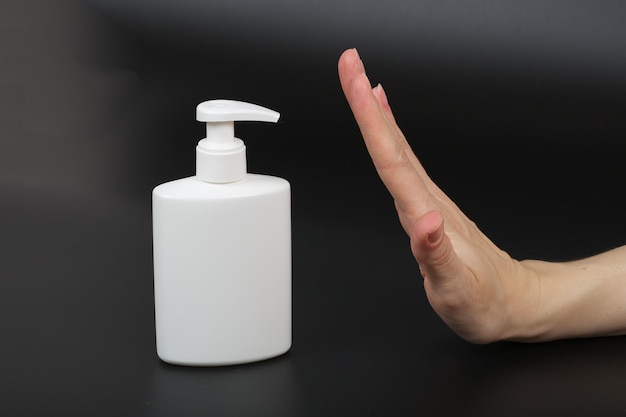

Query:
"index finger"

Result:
[[338, 49, 434, 218]]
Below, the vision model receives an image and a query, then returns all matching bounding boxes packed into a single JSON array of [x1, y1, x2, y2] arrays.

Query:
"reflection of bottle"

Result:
[[152, 100, 291, 366]]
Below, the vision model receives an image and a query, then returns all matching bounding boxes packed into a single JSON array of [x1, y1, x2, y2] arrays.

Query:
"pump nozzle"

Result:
[[195, 100, 280, 183]]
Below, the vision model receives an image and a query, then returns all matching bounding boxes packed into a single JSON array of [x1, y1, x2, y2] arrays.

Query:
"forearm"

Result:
[[512, 246, 626, 342]]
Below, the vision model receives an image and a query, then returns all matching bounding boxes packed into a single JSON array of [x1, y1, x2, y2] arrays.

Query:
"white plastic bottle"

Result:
[[152, 99, 291, 366]]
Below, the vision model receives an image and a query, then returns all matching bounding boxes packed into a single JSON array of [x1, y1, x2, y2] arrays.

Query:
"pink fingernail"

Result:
[[353, 48, 365, 73], [376, 83, 389, 106]]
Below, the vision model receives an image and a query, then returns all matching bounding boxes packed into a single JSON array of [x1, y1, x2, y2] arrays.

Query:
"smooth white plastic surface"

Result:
[[152, 100, 291, 366], [195, 99, 280, 183]]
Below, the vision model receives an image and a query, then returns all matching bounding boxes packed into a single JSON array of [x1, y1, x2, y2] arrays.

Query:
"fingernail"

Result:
[[376, 83, 389, 106], [353, 48, 365, 73]]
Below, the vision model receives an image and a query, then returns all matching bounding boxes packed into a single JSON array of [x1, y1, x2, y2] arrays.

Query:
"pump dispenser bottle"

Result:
[[152, 100, 291, 366]]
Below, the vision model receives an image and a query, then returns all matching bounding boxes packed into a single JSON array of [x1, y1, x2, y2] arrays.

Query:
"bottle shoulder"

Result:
[[153, 174, 290, 200]]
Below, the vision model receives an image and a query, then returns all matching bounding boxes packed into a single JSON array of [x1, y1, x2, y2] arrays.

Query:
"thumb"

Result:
[[410, 211, 468, 287]]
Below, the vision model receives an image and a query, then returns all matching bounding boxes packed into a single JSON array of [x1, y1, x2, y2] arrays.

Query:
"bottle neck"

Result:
[[196, 138, 247, 183]]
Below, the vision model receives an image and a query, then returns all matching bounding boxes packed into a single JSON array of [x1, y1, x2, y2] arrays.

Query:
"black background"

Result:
[[1, 1, 626, 416]]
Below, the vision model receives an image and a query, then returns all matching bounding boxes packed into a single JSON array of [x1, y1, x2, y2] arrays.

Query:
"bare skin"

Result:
[[338, 48, 626, 343]]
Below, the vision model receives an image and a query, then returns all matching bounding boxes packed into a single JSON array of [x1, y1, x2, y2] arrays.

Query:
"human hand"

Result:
[[338, 48, 541, 343]]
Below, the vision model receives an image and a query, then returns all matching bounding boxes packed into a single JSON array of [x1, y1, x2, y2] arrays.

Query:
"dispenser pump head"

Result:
[[195, 100, 280, 183]]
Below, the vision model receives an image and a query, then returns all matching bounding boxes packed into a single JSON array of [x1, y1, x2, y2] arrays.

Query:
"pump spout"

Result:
[[196, 100, 280, 124]]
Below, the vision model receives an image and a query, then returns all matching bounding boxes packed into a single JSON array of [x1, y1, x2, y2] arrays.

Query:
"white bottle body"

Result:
[[152, 174, 291, 366]]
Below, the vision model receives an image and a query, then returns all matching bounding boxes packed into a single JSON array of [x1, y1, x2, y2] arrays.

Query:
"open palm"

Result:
[[338, 49, 540, 343]]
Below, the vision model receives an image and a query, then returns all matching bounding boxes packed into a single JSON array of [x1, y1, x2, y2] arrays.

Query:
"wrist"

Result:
[[500, 259, 549, 342], [505, 253, 626, 342]]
